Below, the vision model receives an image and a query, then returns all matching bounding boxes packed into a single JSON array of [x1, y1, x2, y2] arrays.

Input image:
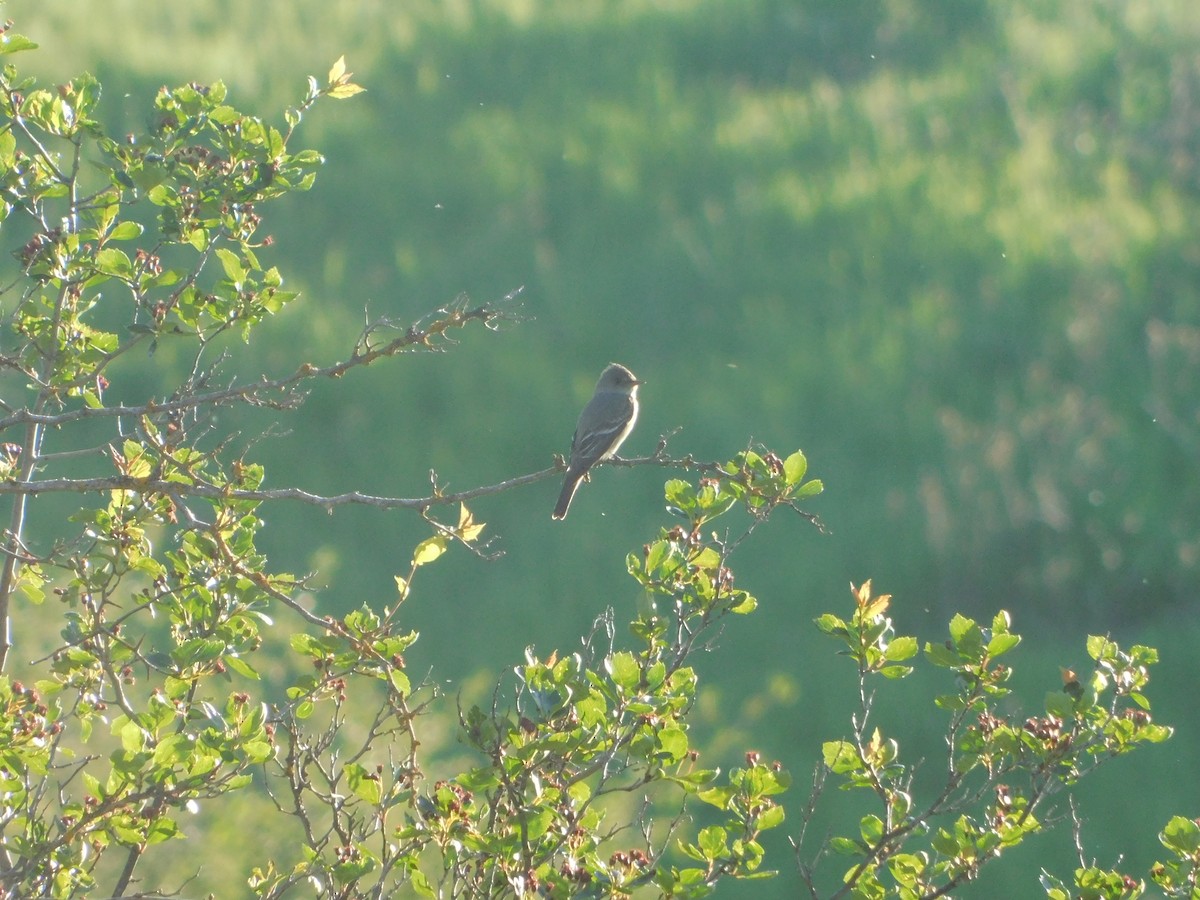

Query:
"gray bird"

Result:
[[552, 363, 642, 520]]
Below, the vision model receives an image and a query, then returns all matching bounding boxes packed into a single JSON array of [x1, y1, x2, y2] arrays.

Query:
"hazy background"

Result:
[[7, 0, 1200, 895]]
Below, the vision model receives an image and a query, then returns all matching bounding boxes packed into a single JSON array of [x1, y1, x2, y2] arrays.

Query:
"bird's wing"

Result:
[[569, 394, 635, 467]]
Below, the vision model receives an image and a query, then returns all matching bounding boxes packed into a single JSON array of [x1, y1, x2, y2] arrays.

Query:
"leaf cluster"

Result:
[[800, 583, 1173, 899]]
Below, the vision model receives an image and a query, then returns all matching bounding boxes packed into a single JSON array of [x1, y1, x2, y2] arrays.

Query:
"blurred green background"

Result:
[[7, 0, 1200, 895]]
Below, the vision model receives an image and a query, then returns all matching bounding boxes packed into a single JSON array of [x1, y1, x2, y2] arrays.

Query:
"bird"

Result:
[[552, 362, 642, 520]]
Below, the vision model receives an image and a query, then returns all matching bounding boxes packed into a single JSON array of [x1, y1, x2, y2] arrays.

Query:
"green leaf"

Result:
[[884, 635, 918, 661], [793, 478, 823, 499], [329, 55, 347, 82], [948, 613, 983, 656], [215, 247, 246, 282], [345, 762, 382, 805], [108, 221, 144, 241], [148, 815, 184, 844], [328, 82, 367, 99], [729, 592, 757, 614], [224, 655, 260, 680], [389, 669, 411, 696], [187, 227, 209, 252], [1130, 644, 1159, 666], [931, 827, 962, 856], [933, 692, 967, 711], [1086, 634, 1119, 661], [209, 104, 240, 125], [783, 450, 807, 486], [244, 741, 273, 764], [1038, 870, 1070, 899], [1139, 724, 1173, 744], [696, 784, 735, 809], [520, 806, 554, 840], [1160, 815, 1200, 855], [94, 247, 132, 279], [606, 651, 640, 691], [986, 632, 1021, 658], [814, 613, 847, 636], [18, 579, 45, 605], [697, 825, 727, 861], [456, 767, 500, 792], [0, 130, 14, 168], [411, 535, 447, 566], [757, 804, 785, 831], [1044, 690, 1075, 719], [645, 660, 667, 689], [822, 740, 861, 774], [746, 765, 791, 796], [889, 853, 927, 888], [119, 719, 147, 752], [0, 32, 38, 54], [860, 814, 884, 845], [924, 641, 960, 668], [664, 479, 696, 513], [332, 844, 378, 884], [171, 638, 226, 668], [667, 768, 719, 792], [657, 724, 689, 762], [643, 539, 673, 574], [410, 870, 435, 898], [344, 605, 381, 635], [290, 633, 323, 656], [829, 835, 864, 856]]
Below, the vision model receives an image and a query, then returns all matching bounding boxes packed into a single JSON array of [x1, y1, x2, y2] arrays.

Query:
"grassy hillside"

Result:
[[5, 0, 1198, 895]]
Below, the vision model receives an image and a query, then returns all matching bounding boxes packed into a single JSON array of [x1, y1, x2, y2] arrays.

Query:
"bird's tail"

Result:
[[552, 470, 584, 520]]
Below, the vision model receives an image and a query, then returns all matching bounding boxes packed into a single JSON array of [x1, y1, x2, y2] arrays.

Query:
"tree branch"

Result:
[[0, 294, 522, 437], [0, 449, 723, 511]]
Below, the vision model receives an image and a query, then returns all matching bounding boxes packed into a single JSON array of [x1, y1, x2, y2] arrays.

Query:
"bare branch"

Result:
[[0, 291, 523, 437], [0, 450, 724, 510]]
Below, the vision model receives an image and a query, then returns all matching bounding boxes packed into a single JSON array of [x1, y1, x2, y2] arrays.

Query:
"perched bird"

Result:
[[552, 363, 642, 520]]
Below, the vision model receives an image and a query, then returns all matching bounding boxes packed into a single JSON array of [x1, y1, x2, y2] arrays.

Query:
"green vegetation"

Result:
[[1, 1, 1198, 896]]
